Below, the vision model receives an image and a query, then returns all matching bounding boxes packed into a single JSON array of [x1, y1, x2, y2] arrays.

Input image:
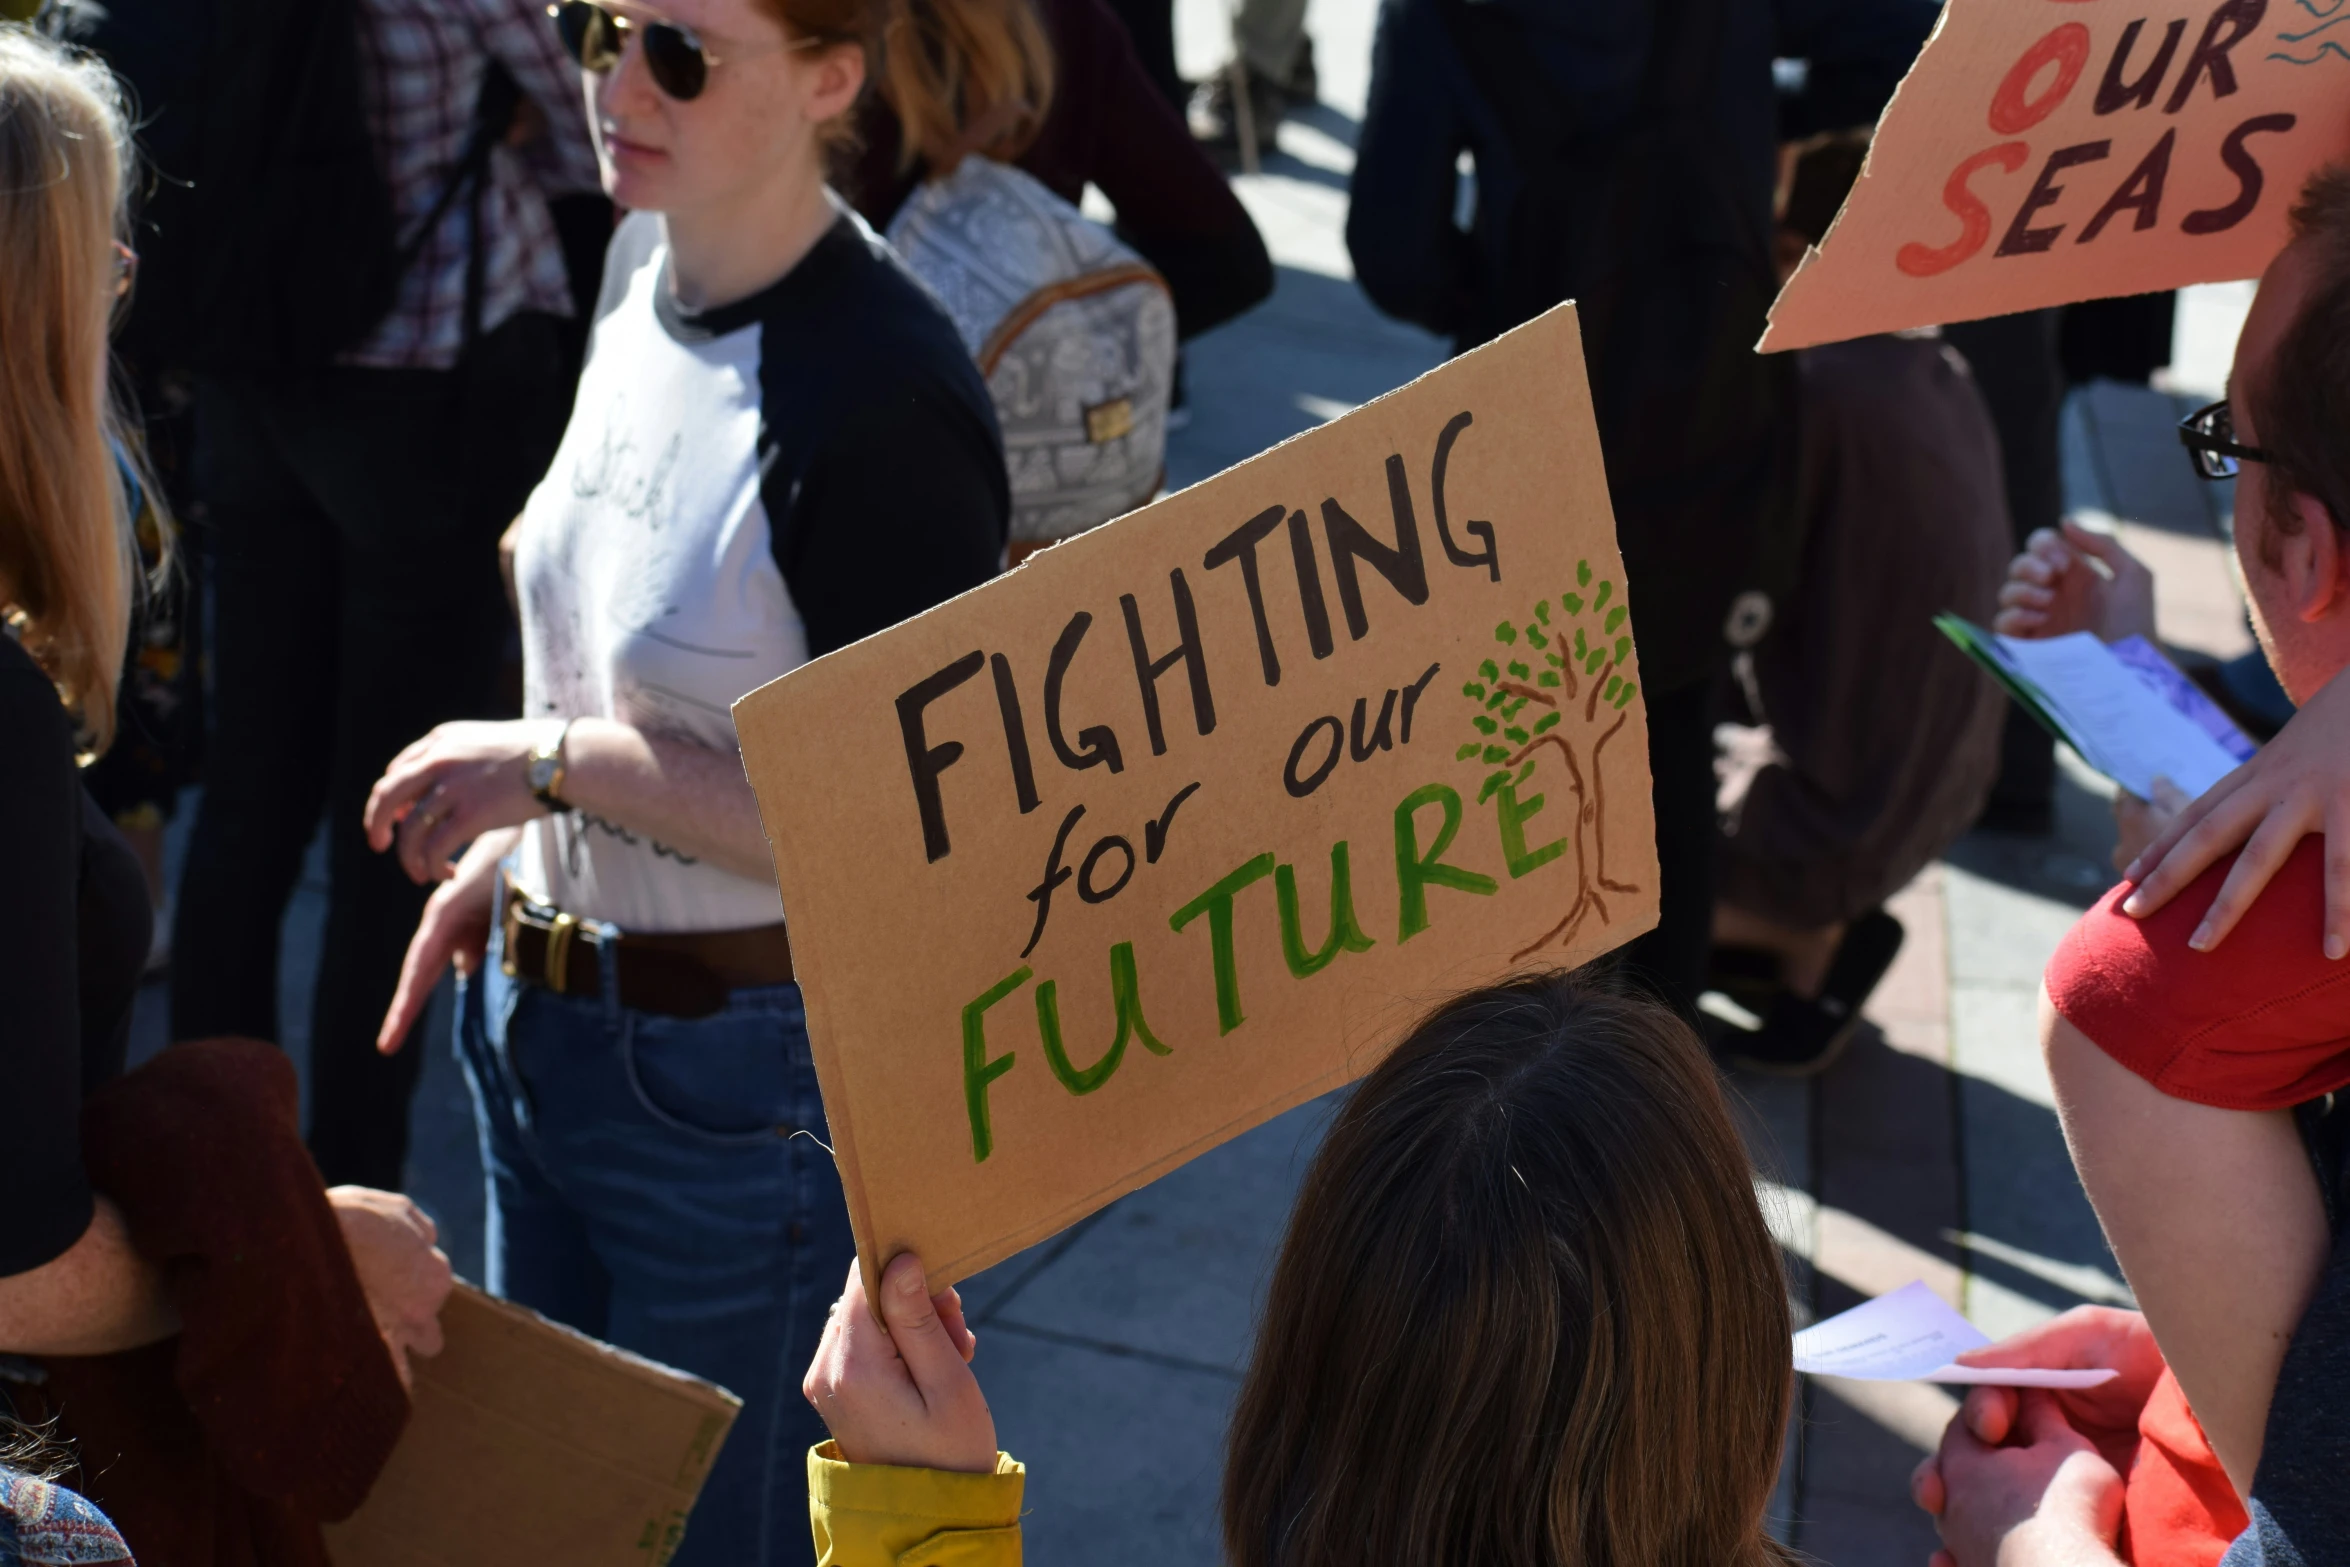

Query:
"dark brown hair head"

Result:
[[1222, 971, 1794, 1567], [2247, 164, 2350, 558]]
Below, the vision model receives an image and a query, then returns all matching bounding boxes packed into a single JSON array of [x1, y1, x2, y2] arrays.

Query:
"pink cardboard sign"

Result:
[[1762, 0, 2350, 352]]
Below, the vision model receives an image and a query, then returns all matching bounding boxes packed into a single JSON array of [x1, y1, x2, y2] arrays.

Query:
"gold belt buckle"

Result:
[[500, 876, 524, 978], [544, 911, 580, 993]]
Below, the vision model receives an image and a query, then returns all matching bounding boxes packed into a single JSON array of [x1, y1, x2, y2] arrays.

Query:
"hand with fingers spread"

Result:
[[364, 719, 562, 886], [1994, 520, 2158, 645], [1912, 1390, 2126, 1567], [803, 1253, 996, 1474], [2122, 661, 2350, 958], [327, 1186, 455, 1392], [378, 828, 515, 1055]]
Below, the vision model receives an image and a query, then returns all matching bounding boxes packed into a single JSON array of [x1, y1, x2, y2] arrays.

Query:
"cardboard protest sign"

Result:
[[1761, 0, 2350, 352], [734, 303, 1659, 1291], [325, 1285, 738, 1567]]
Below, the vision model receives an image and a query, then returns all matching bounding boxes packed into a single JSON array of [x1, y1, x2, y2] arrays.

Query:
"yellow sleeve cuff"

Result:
[[806, 1441, 1025, 1567]]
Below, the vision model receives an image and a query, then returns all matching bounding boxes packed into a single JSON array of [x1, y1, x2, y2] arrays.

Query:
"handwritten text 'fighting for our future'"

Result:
[[885, 411, 1643, 1164]]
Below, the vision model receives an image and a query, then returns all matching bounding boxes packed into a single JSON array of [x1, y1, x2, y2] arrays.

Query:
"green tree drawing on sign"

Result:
[[1456, 558, 1642, 959]]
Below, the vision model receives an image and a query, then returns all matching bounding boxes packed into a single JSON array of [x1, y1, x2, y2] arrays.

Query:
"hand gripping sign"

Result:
[[1762, 0, 2350, 352], [733, 304, 1659, 1293]]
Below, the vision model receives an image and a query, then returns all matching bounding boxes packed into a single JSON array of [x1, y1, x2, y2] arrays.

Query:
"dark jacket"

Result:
[[26, 1041, 410, 1567], [1346, 0, 1938, 688], [1346, 0, 1938, 352]]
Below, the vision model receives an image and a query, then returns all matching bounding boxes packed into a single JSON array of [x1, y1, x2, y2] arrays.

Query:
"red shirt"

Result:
[[2047, 837, 2350, 1112]]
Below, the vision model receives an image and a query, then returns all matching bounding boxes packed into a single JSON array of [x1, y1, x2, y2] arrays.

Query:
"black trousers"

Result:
[[174, 320, 567, 1189], [1619, 675, 1717, 1018], [1945, 310, 2066, 820]]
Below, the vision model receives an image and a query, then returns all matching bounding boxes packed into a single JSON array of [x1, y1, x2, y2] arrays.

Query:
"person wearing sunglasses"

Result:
[[362, 3, 1008, 1564]]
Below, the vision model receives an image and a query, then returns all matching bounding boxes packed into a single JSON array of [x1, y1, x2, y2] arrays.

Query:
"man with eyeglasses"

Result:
[[171, 0, 602, 1194], [1912, 165, 2350, 1567]]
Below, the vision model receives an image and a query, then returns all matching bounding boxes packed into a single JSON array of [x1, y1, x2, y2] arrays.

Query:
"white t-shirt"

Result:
[[510, 208, 1008, 932]]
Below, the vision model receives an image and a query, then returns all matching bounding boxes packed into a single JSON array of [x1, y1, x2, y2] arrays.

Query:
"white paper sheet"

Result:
[[1992, 633, 2244, 801], [1792, 1281, 2120, 1389]]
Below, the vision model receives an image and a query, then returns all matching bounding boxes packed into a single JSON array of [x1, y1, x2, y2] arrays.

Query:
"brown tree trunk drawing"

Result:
[[1493, 681, 1640, 962]]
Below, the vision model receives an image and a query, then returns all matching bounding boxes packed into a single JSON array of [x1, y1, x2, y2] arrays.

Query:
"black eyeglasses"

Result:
[[2177, 399, 2271, 481], [549, 1, 729, 101]]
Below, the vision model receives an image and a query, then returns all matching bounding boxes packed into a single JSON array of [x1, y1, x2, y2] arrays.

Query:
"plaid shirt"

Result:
[[349, 0, 602, 369]]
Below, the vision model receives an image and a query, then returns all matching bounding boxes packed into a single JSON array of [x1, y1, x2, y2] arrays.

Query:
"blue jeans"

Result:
[[455, 930, 852, 1567]]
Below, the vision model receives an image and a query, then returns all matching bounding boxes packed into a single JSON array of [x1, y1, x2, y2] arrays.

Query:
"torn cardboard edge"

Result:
[[736, 301, 1661, 1307]]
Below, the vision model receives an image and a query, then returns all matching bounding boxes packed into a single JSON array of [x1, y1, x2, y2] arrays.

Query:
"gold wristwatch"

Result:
[[526, 719, 572, 812]]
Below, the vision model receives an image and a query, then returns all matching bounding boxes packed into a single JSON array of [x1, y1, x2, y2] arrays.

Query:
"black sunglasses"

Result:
[[2177, 399, 2272, 481], [549, 1, 724, 100]]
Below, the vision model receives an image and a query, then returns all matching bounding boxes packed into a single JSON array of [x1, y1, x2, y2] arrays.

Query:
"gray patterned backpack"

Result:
[[886, 157, 1177, 550]]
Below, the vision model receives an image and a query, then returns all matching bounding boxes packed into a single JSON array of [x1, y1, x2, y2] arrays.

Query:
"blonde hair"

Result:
[[874, 0, 1054, 175], [0, 25, 146, 750]]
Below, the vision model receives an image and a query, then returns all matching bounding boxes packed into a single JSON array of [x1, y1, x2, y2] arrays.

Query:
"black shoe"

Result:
[[1285, 36, 1318, 103], [1706, 943, 1784, 1015], [1721, 910, 1905, 1078]]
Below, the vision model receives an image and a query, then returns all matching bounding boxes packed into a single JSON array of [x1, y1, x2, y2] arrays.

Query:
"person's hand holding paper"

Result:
[[1945, 1305, 2169, 1470], [1909, 1307, 2175, 1567]]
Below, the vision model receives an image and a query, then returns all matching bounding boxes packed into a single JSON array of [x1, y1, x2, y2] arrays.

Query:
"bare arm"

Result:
[[560, 718, 774, 881], [2042, 994, 2327, 1497], [0, 1198, 177, 1357], [364, 717, 776, 889]]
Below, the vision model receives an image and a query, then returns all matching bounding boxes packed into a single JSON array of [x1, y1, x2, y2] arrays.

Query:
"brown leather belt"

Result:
[[500, 876, 794, 1020]]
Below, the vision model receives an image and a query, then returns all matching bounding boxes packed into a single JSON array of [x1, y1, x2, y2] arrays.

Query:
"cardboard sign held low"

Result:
[[734, 303, 1659, 1292], [324, 1284, 739, 1567], [1762, 0, 2350, 352]]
